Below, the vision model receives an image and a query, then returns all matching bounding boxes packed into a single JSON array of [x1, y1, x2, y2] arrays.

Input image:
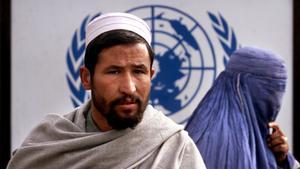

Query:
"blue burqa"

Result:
[[185, 47, 287, 169]]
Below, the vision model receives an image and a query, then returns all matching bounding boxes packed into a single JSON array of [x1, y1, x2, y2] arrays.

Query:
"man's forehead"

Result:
[[96, 49, 149, 67], [100, 43, 149, 57], [99, 57, 150, 66]]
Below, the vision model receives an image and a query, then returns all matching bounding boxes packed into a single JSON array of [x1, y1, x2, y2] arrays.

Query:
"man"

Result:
[[7, 12, 206, 169]]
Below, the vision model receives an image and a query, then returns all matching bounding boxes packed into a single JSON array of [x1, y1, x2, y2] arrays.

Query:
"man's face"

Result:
[[91, 43, 154, 130]]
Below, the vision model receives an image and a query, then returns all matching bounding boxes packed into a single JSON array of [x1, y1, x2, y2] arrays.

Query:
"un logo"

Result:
[[127, 5, 216, 124], [66, 5, 239, 124]]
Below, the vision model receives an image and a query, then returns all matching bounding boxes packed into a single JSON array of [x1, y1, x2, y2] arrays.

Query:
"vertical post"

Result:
[[293, 0, 300, 160], [0, 0, 11, 168]]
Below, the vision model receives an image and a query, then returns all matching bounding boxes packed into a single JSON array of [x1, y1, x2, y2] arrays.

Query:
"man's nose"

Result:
[[119, 73, 136, 95]]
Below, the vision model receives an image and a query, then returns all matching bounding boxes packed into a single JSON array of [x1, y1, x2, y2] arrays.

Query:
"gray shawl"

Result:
[[7, 101, 205, 169]]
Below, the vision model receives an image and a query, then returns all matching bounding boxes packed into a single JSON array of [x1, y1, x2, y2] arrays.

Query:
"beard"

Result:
[[91, 90, 148, 130]]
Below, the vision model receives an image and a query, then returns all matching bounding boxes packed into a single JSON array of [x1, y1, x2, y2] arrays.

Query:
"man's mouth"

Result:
[[112, 95, 141, 114], [117, 101, 137, 109]]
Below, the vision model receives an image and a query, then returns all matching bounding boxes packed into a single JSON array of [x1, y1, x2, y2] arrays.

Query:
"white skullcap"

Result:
[[86, 12, 151, 47]]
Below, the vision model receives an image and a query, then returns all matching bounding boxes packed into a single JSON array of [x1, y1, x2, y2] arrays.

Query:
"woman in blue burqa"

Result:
[[185, 47, 299, 169]]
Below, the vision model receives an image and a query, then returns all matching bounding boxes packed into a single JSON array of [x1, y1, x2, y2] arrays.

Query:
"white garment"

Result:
[[7, 101, 206, 169]]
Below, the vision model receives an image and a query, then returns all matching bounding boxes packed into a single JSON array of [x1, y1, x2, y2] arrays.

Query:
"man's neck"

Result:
[[91, 104, 113, 132]]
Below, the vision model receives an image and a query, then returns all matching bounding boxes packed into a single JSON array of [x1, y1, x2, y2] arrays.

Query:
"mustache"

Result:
[[111, 95, 142, 105]]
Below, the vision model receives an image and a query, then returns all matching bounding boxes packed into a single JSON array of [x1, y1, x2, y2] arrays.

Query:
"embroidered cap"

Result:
[[86, 12, 151, 47]]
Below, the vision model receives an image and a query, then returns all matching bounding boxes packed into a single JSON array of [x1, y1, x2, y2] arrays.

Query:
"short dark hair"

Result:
[[84, 29, 155, 76]]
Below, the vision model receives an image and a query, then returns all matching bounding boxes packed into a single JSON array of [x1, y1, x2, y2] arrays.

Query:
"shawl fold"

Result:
[[8, 101, 205, 169]]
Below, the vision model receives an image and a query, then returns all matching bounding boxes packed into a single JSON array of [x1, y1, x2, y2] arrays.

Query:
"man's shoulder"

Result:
[[145, 105, 180, 124], [168, 129, 195, 145], [148, 125, 206, 169], [144, 105, 195, 143], [143, 105, 183, 129]]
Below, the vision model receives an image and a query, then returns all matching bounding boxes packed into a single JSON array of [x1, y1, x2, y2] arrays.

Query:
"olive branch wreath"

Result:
[[66, 14, 100, 107], [208, 12, 239, 65]]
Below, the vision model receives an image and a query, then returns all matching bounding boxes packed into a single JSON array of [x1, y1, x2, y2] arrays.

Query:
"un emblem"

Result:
[[127, 5, 217, 124], [66, 5, 239, 124]]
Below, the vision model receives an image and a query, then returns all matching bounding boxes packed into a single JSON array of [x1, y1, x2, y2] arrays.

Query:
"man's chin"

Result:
[[108, 115, 142, 130], [115, 105, 139, 117], [106, 101, 147, 130], [108, 109, 144, 130]]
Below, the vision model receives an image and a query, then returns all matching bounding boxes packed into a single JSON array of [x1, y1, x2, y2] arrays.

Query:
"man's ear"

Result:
[[80, 67, 92, 90], [150, 68, 155, 79]]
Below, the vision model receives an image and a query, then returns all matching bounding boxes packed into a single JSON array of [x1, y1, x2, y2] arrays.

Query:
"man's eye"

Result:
[[134, 69, 146, 74], [107, 70, 120, 74]]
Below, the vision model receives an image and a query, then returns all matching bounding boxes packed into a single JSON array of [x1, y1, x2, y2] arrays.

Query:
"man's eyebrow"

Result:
[[103, 65, 123, 70], [132, 64, 148, 69], [103, 64, 148, 70]]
